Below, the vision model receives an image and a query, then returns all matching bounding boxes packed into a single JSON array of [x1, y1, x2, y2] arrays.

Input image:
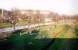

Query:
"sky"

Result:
[[0, 0, 78, 15]]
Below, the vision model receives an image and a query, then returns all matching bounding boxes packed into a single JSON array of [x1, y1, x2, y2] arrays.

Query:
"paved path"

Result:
[[0, 22, 55, 32]]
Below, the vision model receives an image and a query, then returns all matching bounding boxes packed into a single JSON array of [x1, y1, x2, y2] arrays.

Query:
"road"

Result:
[[0, 22, 55, 32]]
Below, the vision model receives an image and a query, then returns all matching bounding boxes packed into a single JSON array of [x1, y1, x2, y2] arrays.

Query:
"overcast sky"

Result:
[[0, 0, 78, 15]]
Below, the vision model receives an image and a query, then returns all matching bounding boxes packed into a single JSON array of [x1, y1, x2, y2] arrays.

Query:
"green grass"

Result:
[[74, 25, 78, 38], [0, 23, 12, 28], [0, 20, 28, 28], [5, 23, 77, 50], [58, 25, 70, 38], [8, 29, 51, 50], [16, 20, 29, 26], [48, 38, 75, 50]]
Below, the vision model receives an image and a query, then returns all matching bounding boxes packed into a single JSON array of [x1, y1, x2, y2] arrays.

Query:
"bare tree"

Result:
[[9, 8, 19, 30]]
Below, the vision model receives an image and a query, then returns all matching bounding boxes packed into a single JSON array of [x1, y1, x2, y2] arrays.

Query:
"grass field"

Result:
[[0, 23, 12, 28], [0, 21, 77, 50]]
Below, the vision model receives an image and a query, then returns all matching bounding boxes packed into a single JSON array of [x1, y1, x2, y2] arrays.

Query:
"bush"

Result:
[[74, 26, 78, 38]]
